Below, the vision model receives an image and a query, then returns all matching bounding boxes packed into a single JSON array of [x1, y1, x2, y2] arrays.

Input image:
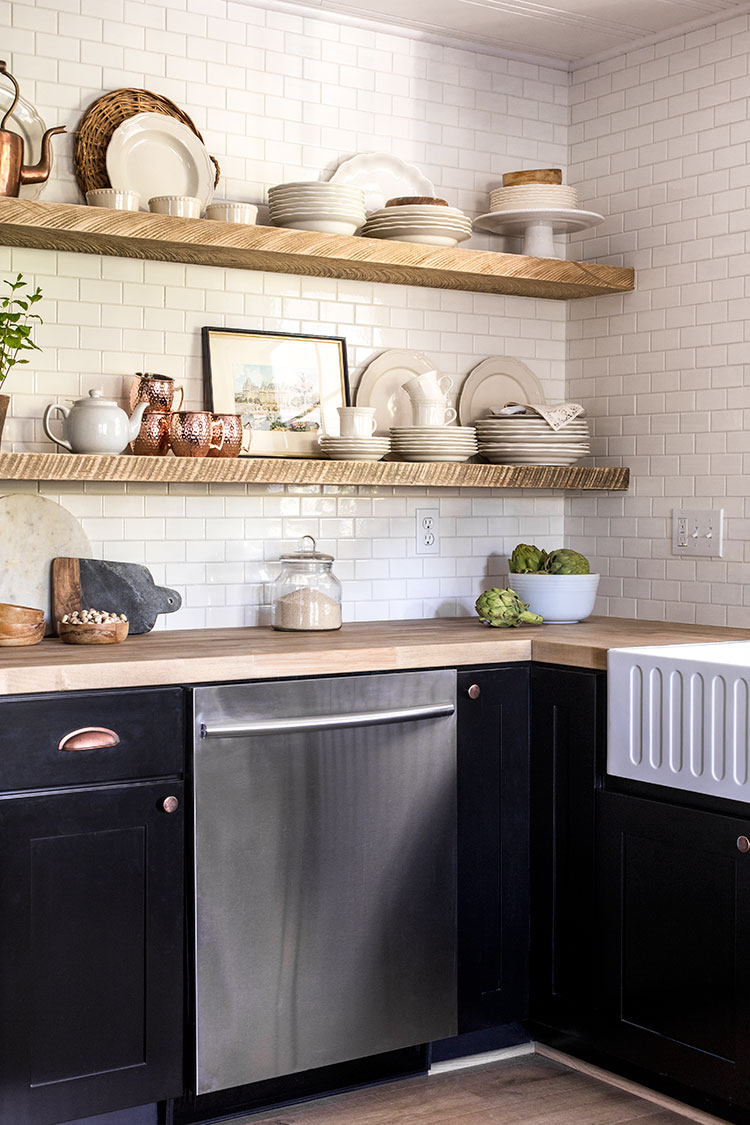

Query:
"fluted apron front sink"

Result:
[[608, 642, 750, 800]]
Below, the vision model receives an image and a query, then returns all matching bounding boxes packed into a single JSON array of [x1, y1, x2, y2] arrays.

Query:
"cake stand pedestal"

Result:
[[473, 208, 604, 259]]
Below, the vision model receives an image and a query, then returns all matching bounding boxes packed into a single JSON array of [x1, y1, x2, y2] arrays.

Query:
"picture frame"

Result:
[[202, 327, 350, 458]]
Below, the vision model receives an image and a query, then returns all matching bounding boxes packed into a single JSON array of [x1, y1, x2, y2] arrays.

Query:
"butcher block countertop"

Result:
[[0, 616, 749, 696]]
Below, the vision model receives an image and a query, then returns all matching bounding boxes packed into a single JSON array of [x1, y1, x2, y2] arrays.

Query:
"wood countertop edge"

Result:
[[0, 617, 748, 695]]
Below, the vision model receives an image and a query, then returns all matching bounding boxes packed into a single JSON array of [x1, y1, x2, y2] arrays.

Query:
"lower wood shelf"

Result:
[[0, 452, 629, 490]]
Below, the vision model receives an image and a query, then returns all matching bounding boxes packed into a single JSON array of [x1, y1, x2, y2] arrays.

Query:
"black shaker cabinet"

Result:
[[596, 790, 750, 1113], [529, 664, 605, 1040], [0, 687, 185, 1125], [455, 665, 530, 1033]]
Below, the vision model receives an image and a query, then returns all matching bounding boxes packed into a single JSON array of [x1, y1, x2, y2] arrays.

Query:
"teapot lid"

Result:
[[74, 388, 119, 408]]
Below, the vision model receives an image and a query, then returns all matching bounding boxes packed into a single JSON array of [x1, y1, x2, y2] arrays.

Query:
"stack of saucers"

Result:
[[319, 434, 391, 462], [475, 416, 590, 465], [360, 205, 472, 247], [268, 182, 366, 235], [389, 427, 478, 462], [489, 184, 578, 211]]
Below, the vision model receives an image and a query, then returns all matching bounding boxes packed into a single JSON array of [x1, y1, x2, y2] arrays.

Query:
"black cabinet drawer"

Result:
[[0, 687, 185, 790]]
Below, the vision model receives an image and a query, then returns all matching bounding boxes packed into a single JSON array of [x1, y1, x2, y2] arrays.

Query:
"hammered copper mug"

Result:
[[169, 412, 222, 457], [207, 414, 250, 458], [129, 372, 184, 414], [132, 410, 171, 456]]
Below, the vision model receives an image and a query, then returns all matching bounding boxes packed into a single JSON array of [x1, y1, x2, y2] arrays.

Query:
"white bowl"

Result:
[[205, 201, 258, 224], [508, 572, 600, 624], [271, 217, 362, 235], [86, 188, 141, 211], [148, 195, 201, 218]]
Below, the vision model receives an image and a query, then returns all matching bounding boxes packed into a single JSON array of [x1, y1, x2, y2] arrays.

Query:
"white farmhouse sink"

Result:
[[608, 641, 750, 800]]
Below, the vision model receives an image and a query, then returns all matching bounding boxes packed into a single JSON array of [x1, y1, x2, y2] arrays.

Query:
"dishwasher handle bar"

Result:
[[200, 700, 455, 740]]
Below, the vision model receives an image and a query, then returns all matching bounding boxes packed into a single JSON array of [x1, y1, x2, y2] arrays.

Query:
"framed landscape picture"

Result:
[[202, 327, 350, 457]]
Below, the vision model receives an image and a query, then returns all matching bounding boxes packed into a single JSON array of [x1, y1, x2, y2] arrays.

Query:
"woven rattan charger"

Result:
[[74, 88, 220, 197]]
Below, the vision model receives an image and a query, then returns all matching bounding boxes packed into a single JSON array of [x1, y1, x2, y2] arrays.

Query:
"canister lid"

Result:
[[279, 535, 334, 562]]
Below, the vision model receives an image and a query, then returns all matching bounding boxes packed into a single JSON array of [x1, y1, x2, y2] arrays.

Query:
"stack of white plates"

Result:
[[390, 426, 478, 462], [490, 185, 578, 211], [475, 416, 590, 465], [268, 182, 366, 235], [360, 206, 472, 247], [319, 435, 391, 462]]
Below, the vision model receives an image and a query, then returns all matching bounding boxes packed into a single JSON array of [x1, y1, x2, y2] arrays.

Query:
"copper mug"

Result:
[[132, 410, 171, 456], [169, 412, 223, 457], [207, 414, 250, 458], [129, 372, 184, 414]]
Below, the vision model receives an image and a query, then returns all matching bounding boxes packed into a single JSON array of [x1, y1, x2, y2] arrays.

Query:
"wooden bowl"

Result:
[[385, 196, 449, 207], [59, 620, 129, 645], [0, 621, 45, 646], [502, 169, 562, 187], [0, 602, 45, 626]]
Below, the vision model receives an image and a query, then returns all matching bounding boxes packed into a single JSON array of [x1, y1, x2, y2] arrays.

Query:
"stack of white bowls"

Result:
[[390, 373, 478, 462], [320, 407, 391, 461], [268, 182, 366, 235], [360, 204, 472, 247], [475, 414, 591, 465]]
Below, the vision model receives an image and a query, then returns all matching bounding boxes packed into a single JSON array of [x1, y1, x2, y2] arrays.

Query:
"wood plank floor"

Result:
[[238, 1055, 726, 1124]]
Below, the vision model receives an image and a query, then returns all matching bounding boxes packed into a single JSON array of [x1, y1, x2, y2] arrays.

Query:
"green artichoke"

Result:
[[509, 543, 548, 573], [545, 548, 590, 575], [475, 587, 544, 628]]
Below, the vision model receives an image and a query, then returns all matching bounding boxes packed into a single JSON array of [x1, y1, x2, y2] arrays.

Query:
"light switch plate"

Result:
[[672, 508, 723, 557]]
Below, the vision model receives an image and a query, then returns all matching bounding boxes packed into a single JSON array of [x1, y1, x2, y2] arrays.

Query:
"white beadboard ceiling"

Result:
[[281, 0, 750, 64]]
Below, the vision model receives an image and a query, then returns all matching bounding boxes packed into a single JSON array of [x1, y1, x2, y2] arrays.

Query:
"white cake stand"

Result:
[[473, 208, 604, 259]]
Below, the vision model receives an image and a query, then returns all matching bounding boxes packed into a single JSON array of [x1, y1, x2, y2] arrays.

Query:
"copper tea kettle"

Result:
[[0, 61, 65, 197]]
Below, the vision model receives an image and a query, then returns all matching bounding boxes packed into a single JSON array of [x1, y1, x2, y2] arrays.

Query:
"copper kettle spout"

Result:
[[0, 60, 65, 194]]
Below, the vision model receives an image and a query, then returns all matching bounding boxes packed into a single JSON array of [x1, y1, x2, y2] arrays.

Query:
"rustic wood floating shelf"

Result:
[[0, 452, 629, 490], [0, 199, 634, 300]]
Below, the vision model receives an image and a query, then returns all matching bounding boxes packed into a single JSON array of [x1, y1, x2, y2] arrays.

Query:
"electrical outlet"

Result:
[[415, 507, 439, 556], [672, 508, 724, 557]]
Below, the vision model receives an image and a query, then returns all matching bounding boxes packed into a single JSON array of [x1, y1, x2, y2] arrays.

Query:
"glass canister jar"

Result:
[[271, 536, 342, 632]]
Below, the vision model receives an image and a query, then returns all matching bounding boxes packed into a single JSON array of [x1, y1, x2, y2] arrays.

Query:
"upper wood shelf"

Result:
[[0, 199, 634, 301], [0, 452, 629, 490]]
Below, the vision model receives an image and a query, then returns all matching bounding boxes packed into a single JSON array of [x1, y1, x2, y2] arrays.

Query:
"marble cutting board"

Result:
[[0, 494, 93, 633]]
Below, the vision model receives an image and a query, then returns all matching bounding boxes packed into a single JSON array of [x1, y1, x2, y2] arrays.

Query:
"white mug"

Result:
[[337, 406, 377, 437], [403, 372, 454, 402], [412, 402, 457, 426]]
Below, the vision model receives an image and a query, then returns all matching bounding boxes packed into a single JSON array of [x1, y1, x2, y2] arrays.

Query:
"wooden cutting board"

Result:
[[52, 558, 182, 634]]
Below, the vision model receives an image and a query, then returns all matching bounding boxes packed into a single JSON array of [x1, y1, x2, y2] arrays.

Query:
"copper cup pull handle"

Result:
[[58, 727, 121, 752]]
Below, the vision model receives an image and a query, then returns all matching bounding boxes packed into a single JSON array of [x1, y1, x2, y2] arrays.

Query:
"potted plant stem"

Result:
[[0, 272, 43, 442]]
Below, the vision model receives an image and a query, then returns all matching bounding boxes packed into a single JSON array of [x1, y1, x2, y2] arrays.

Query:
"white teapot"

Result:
[[43, 389, 148, 454]]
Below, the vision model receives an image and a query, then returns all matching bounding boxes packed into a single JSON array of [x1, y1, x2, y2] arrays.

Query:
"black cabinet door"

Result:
[[596, 790, 750, 1107], [456, 666, 529, 1032], [0, 780, 184, 1125], [529, 665, 605, 1037]]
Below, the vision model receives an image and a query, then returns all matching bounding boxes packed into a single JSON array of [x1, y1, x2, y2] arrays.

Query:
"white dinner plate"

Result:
[[361, 229, 469, 247], [355, 349, 441, 434], [458, 357, 546, 426], [391, 452, 476, 462], [106, 112, 215, 210], [330, 152, 436, 213]]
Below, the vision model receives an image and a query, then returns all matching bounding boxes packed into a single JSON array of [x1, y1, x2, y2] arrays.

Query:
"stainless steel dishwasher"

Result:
[[192, 669, 457, 1095]]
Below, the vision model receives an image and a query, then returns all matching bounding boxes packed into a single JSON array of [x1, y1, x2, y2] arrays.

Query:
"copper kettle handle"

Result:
[[58, 727, 120, 752], [0, 62, 19, 131]]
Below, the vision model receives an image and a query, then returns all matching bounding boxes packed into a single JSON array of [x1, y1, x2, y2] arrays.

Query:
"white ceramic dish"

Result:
[[480, 454, 586, 464], [391, 452, 476, 463], [322, 450, 390, 461], [149, 194, 201, 218], [269, 207, 365, 219], [361, 229, 469, 247], [205, 202, 258, 224], [86, 188, 141, 211], [330, 153, 436, 213], [457, 357, 546, 426], [355, 350, 440, 434], [508, 572, 600, 624], [271, 217, 362, 235], [0, 87, 50, 200], [473, 208, 604, 259], [106, 112, 215, 210]]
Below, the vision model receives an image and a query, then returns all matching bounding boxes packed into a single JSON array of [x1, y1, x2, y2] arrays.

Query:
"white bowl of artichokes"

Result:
[[506, 543, 599, 624]]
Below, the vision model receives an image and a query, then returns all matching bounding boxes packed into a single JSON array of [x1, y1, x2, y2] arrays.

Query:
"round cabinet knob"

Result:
[[467, 684, 481, 700], [737, 836, 750, 854], [162, 796, 179, 814]]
